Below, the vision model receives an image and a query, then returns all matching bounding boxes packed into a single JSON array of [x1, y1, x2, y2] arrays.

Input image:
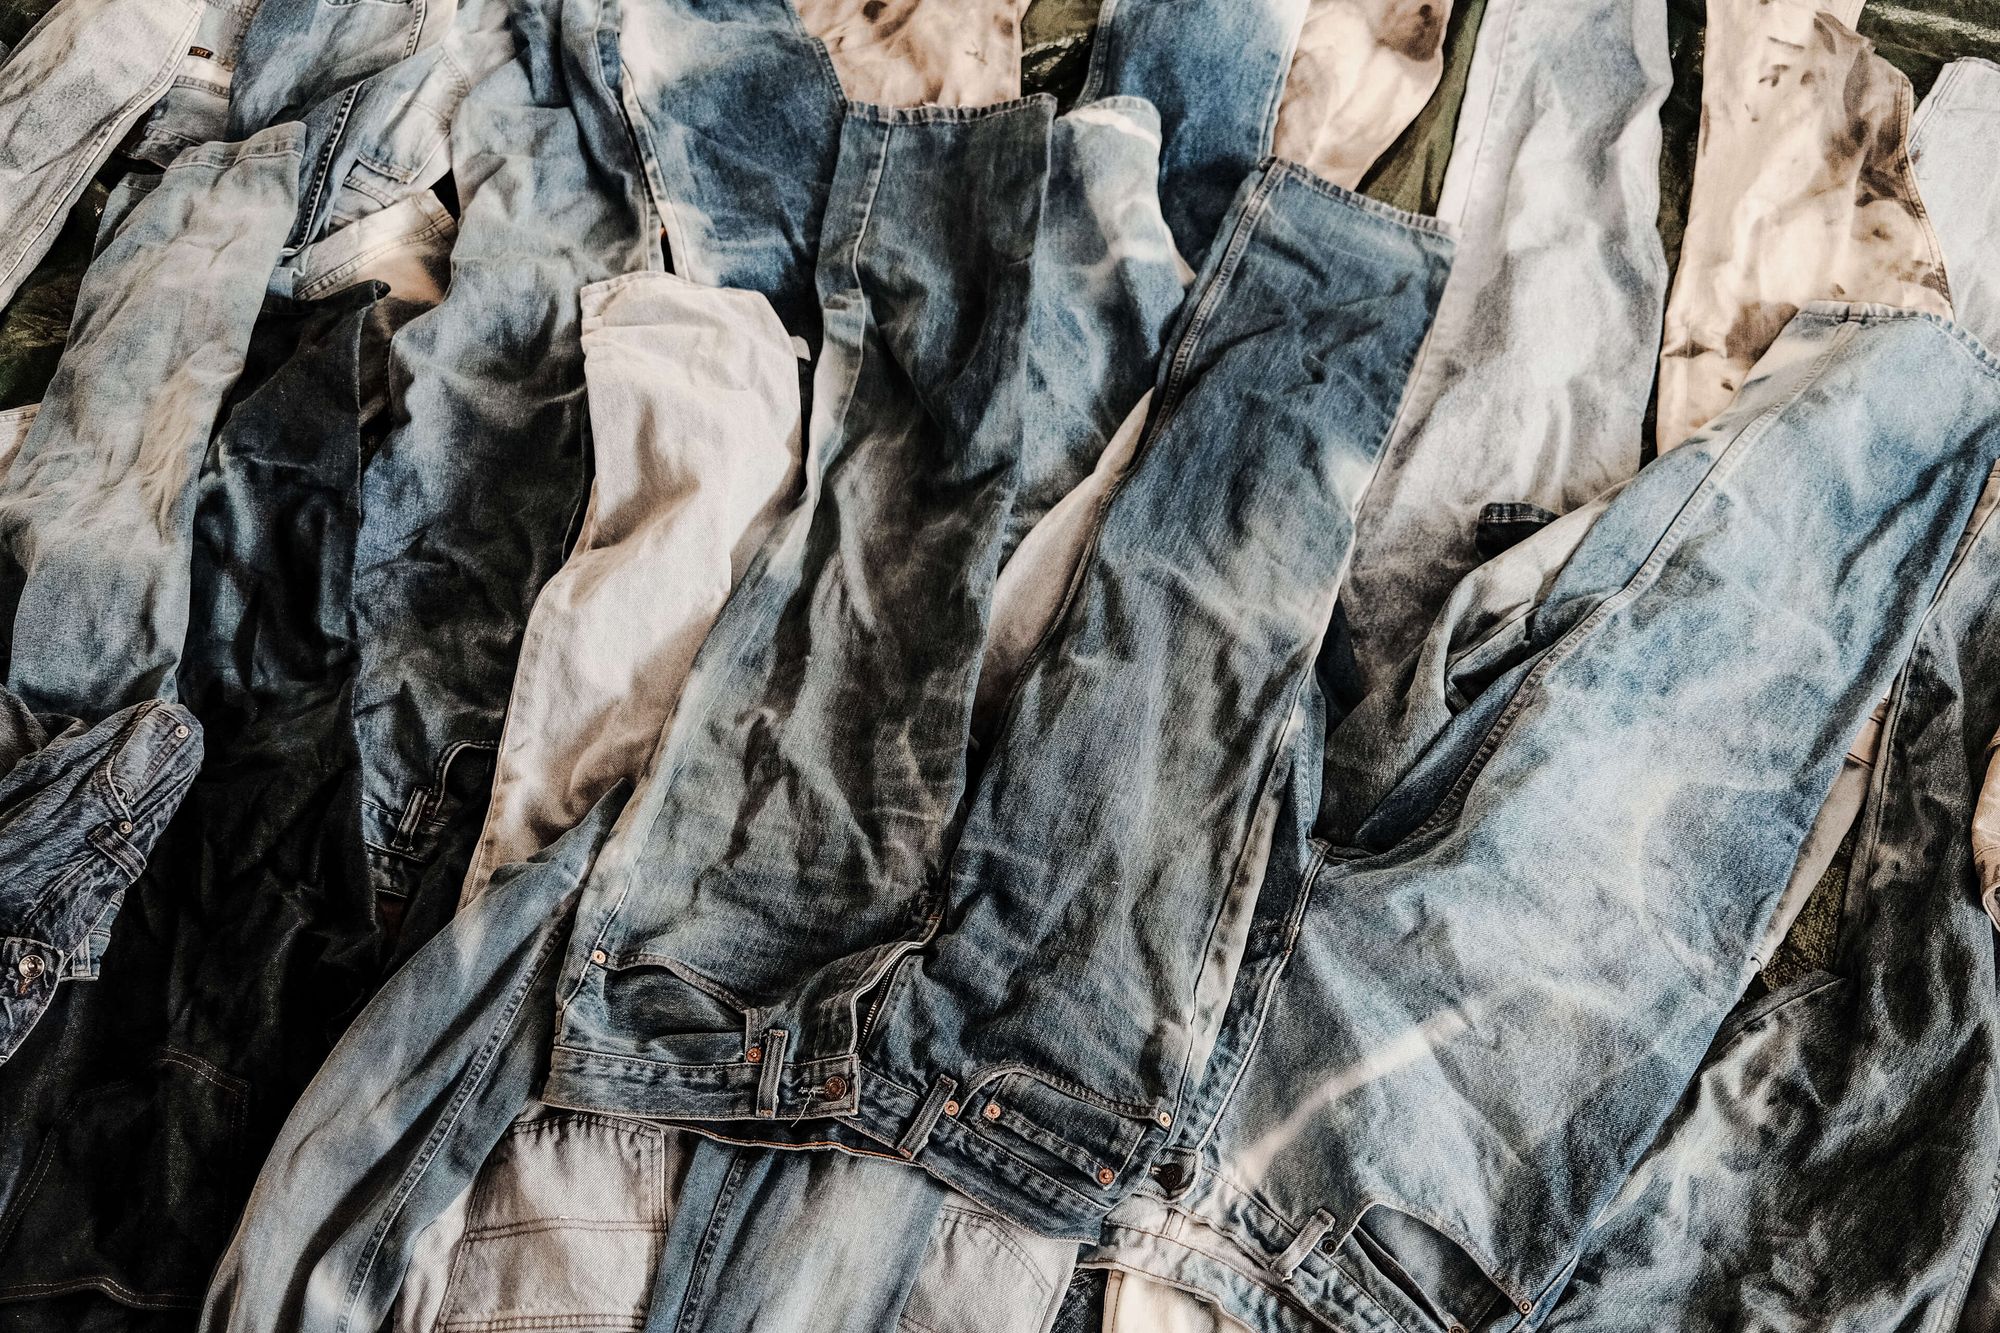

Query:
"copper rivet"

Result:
[[942, 1100, 961, 1117], [1449, 1324, 1467, 1333], [1518, 1301, 1533, 1315], [590, 949, 607, 964], [823, 1075, 847, 1099], [1095, 1167, 1115, 1186], [744, 1046, 762, 1063], [1156, 1111, 1173, 1127], [982, 1103, 1002, 1121]]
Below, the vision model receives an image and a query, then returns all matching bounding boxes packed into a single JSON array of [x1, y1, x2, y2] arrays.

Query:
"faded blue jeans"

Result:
[[1089, 302, 2000, 1333]]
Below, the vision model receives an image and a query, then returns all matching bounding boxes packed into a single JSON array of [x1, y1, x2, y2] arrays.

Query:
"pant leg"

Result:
[[1335, 0, 1671, 698], [1912, 58, 2000, 350], [0, 0, 199, 310], [1, 126, 303, 719]]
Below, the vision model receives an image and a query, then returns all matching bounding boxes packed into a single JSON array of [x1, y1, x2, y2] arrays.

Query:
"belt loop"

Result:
[[895, 1076, 959, 1158], [756, 1028, 788, 1117], [1271, 1207, 1339, 1278]]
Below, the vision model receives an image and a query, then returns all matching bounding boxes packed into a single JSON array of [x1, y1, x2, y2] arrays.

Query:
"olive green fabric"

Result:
[[1355, 0, 1490, 214]]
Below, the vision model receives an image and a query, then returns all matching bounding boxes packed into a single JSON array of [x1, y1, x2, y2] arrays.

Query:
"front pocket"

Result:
[[432, 1109, 681, 1333]]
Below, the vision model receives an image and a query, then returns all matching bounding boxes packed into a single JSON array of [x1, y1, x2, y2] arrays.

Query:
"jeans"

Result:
[[1090, 302, 2000, 1333], [545, 158, 1452, 1242], [1334, 0, 1670, 700], [0, 276, 405, 1323], [0, 126, 302, 721], [0, 0, 199, 310]]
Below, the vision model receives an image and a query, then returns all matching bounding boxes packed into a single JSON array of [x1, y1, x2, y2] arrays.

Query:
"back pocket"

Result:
[[432, 1109, 683, 1333]]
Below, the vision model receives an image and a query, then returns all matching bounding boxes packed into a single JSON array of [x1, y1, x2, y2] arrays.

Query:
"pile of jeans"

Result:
[[4, 0, 2000, 1330]]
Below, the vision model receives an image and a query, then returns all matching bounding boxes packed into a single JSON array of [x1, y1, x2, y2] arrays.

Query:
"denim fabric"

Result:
[[1538, 457, 2000, 1331], [1913, 58, 2000, 351], [1090, 303, 2000, 1333], [1334, 0, 1670, 699], [344, 0, 650, 929], [0, 0, 198, 310], [122, 0, 265, 167], [547, 162, 1451, 1241], [0, 126, 303, 722], [199, 792, 630, 1333], [1656, 0, 1949, 452], [460, 273, 805, 905], [642, 1145, 1075, 1333], [275, 189, 458, 306], [0, 697, 201, 1067], [0, 279, 400, 1323]]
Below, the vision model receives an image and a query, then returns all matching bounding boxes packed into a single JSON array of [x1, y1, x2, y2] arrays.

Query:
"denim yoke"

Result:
[[1083, 305, 2000, 1333], [544, 151, 1453, 1235]]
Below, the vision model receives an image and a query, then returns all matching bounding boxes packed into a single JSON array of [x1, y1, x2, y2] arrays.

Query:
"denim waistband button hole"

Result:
[[982, 1102, 1001, 1120], [744, 1046, 762, 1063]]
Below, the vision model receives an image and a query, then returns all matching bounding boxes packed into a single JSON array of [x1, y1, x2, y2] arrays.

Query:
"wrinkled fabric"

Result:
[[1656, 0, 1950, 452], [1334, 0, 1670, 701], [0, 126, 302, 721], [460, 275, 803, 905], [798, 0, 1027, 105], [0, 0, 198, 311], [1091, 302, 2000, 1333], [1273, 0, 1452, 190]]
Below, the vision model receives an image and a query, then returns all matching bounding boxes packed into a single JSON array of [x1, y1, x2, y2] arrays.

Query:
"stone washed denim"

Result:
[[0, 0, 199, 310], [1087, 303, 2000, 1333], [0, 125, 303, 721], [544, 162, 1452, 1239], [0, 278, 405, 1323], [336, 0, 651, 932], [1538, 464, 2000, 1333], [1334, 0, 1670, 701]]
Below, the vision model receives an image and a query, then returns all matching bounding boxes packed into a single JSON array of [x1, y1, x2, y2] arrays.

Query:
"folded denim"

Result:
[[275, 189, 459, 306], [1655, 0, 1951, 452], [0, 0, 201, 311], [1089, 302, 2000, 1333], [0, 280, 403, 1322], [0, 125, 303, 721], [123, 0, 266, 167], [1334, 0, 1671, 699], [545, 161, 1452, 1239], [798, 0, 1027, 105]]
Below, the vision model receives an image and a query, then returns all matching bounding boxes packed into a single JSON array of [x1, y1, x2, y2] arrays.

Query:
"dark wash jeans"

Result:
[[0, 282, 392, 1324], [1084, 304, 2000, 1333], [543, 158, 1452, 1238]]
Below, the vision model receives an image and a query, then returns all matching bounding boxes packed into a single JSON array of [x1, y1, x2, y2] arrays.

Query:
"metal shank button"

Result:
[[16, 954, 44, 981], [822, 1075, 847, 1099]]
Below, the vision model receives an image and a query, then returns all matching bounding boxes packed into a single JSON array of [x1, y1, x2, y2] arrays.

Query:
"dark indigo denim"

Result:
[[0, 283, 391, 1324], [545, 162, 1452, 1241], [1088, 304, 2000, 1333], [0, 697, 201, 1068]]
